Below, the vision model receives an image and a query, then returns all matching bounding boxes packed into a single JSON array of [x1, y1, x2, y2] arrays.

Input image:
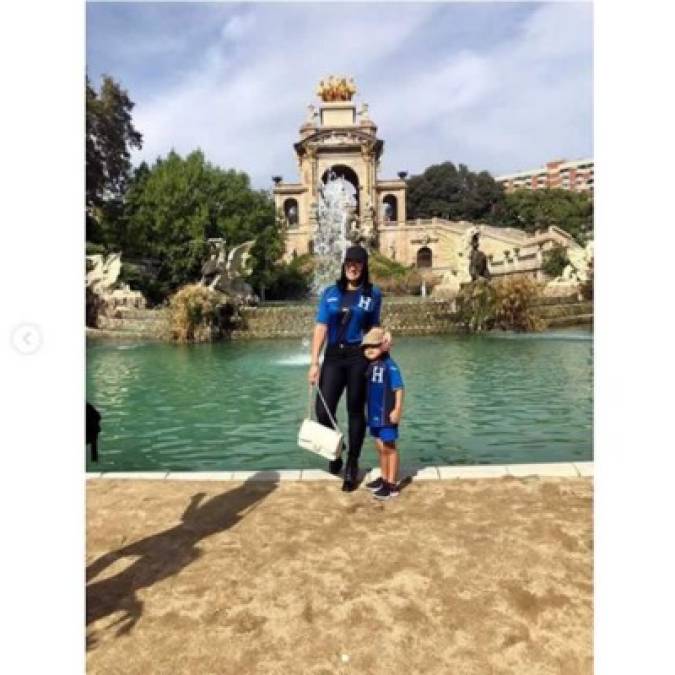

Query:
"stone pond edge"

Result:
[[86, 461, 593, 482]]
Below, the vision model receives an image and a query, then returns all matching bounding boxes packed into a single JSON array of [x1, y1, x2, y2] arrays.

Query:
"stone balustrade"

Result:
[[231, 300, 460, 340]]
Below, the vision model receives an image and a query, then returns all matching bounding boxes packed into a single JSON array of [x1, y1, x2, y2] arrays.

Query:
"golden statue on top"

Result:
[[316, 76, 357, 102]]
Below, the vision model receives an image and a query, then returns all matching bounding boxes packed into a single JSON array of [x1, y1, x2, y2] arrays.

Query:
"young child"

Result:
[[361, 327, 405, 500]]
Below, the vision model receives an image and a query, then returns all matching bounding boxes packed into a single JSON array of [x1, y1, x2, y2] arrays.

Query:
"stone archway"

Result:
[[321, 165, 360, 214], [382, 194, 398, 223], [283, 198, 299, 226], [417, 246, 432, 268]]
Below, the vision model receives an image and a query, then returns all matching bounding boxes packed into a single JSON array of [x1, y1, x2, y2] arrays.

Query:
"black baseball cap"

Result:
[[344, 245, 368, 264]]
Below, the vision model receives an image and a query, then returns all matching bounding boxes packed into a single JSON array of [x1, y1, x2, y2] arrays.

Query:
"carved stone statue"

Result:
[[564, 240, 594, 283], [286, 204, 298, 225], [86, 252, 146, 315], [200, 238, 257, 304], [86, 253, 122, 295], [544, 239, 594, 297], [382, 202, 393, 222], [431, 270, 461, 304], [469, 232, 491, 281], [200, 238, 227, 287]]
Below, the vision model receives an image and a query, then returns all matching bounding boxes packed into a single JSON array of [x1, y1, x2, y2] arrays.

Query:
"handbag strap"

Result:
[[307, 384, 341, 433]]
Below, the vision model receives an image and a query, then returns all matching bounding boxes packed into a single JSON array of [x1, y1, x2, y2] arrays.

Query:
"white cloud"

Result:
[[128, 2, 592, 186], [374, 2, 593, 177], [221, 13, 255, 41]]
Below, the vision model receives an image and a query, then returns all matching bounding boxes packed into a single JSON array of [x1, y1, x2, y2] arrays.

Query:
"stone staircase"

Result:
[[88, 308, 170, 340], [531, 296, 593, 328]]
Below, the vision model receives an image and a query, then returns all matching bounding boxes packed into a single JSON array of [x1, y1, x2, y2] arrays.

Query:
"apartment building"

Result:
[[496, 158, 594, 193]]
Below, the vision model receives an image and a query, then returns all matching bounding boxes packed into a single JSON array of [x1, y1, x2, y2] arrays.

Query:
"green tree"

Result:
[[498, 189, 593, 244], [246, 213, 314, 301], [406, 162, 504, 222], [120, 149, 275, 297], [247, 215, 286, 301], [541, 244, 570, 278], [86, 75, 142, 240]]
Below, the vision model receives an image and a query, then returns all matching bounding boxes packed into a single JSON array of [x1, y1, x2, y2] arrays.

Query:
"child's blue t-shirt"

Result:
[[366, 355, 404, 428], [315, 284, 382, 346]]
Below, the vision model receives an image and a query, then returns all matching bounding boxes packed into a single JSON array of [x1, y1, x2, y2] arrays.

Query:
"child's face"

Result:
[[363, 344, 385, 361]]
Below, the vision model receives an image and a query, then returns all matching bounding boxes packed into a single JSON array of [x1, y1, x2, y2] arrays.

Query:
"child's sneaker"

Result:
[[373, 482, 397, 500], [388, 482, 400, 497], [366, 476, 384, 492]]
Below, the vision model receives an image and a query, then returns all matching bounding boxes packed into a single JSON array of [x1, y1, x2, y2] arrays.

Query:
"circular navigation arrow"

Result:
[[10, 323, 43, 355]]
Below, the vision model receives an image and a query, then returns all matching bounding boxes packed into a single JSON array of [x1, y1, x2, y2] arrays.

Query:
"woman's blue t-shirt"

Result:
[[315, 284, 382, 345]]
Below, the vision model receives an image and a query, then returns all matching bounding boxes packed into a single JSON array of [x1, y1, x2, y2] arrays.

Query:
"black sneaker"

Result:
[[365, 476, 384, 492], [373, 482, 399, 501], [328, 456, 343, 475], [373, 483, 391, 500]]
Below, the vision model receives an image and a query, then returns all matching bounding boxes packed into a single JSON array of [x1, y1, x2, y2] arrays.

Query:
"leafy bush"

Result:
[[456, 276, 546, 332], [168, 284, 220, 342], [289, 253, 315, 275], [542, 244, 570, 278], [119, 262, 170, 307], [369, 250, 410, 279], [262, 263, 311, 300], [85, 241, 108, 256], [368, 251, 440, 295]]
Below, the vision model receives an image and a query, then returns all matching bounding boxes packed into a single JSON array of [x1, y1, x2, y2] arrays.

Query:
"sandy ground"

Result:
[[86, 475, 592, 674]]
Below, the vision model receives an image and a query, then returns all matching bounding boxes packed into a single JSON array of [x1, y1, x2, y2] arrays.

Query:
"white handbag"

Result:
[[298, 385, 344, 461]]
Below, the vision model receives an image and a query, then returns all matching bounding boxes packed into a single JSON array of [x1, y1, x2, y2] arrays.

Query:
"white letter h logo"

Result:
[[358, 296, 372, 311], [372, 366, 384, 384]]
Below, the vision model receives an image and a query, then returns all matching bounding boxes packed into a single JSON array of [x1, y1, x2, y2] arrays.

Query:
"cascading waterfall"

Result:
[[311, 170, 356, 296]]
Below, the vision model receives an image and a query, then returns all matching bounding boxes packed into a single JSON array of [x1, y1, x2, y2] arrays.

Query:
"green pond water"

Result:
[[86, 330, 593, 472]]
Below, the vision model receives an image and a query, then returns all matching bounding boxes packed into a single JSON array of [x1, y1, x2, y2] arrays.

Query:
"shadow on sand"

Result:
[[86, 473, 279, 646]]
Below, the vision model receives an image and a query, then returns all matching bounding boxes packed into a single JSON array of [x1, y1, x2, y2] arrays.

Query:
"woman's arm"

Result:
[[308, 323, 327, 384]]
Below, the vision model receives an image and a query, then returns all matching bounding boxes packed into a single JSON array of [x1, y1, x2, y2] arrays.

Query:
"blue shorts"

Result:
[[370, 425, 398, 442]]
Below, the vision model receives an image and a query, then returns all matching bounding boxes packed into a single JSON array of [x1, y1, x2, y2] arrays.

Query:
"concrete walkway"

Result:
[[87, 460, 593, 481]]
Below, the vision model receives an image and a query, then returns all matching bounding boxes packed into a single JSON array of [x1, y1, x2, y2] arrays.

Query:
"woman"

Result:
[[308, 245, 384, 491]]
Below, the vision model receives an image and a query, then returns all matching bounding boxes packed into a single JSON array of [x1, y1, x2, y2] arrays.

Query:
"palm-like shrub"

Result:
[[168, 284, 219, 342], [493, 276, 546, 332], [456, 276, 546, 332]]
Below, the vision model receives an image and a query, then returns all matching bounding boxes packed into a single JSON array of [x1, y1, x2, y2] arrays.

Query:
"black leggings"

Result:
[[316, 345, 368, 462]]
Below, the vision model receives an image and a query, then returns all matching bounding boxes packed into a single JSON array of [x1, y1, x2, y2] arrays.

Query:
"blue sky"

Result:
[[87, 1, 593, 189]]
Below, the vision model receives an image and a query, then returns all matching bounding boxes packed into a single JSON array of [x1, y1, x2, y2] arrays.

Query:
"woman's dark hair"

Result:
[[337, 259, 372, 295]]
